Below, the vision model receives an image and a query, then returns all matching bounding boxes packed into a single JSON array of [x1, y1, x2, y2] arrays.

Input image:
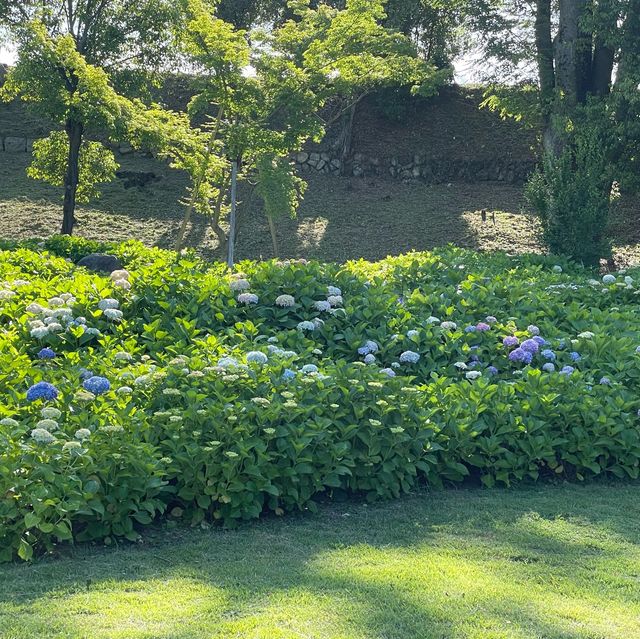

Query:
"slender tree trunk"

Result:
[[267, 213, 279, 258], [535, 0, 557, 156], [337, 102, 357, 176], [61, 120, 83, 235]]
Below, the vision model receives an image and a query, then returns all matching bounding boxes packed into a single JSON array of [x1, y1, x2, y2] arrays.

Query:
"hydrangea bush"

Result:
[[2, 237, 640, 561]]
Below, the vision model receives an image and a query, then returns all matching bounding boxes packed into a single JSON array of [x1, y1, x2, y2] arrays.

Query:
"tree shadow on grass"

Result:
[[1, 484, 638, 638]]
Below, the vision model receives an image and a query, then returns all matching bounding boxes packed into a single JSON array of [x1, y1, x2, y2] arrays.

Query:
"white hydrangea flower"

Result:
[[552, 265, 563, 273], [327, 295, 343, 307], [237, 293, 259, 305], [275, 294, 296, 307], [466, 371, 482, 380], [31, 428, 55, 444], [0, 417, 19, 428], [85, 327, 101, 336], [314, 300, 331, 312], [327, 286, 342, 296], [47, 322, 64, 333], [624, 276, 634, 286], [30, 326, 49, 339], [48, 297, 64, 307], [0, 290, 16, 300], [297, 321, 316, 331], [41, 407, 61, 420], [26, 303, 45, 314], [98, 298, 120, 311], [114, 351, 133, 361], [230, 279, 251, 292], [602, 274, 616, 285], [103, 308, 123, 321], [454, 361, 468, 370], [578, 331, 595, 339], [36, 418, 59, 431], [426, 316, 440, 324], [113, 279, 131, 291], [441, 321, 457, 331], [110, 270, 130, 282], [116, 386, 133, 394], [11, 279, 30, 287]]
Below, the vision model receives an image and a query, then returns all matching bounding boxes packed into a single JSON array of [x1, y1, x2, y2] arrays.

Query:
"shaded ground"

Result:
[[1, 484, 639, 639], [2, 149, 638, 264]]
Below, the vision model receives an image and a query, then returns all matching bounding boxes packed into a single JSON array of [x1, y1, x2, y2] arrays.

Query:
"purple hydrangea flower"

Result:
[[569, 352, 581, 362], [82, 376, 110, 395], [509, 347, 530, 362], [503, 336, 519, 348], [533, 336, 547, 346], [487, 366, 499, 375], [521, 339, 540, 354], [485, 316, 497, 324], [476, 322, 491, 332], [26, 382, 59, 402], [528, 325, 540, 336], [37, 347, 56, 360]]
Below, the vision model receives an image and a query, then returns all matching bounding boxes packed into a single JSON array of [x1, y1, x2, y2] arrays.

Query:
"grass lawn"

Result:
[[1, 484, 639, 639]]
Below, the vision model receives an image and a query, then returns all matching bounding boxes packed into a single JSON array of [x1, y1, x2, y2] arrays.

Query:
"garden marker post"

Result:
[[227, 159, 239, 268]]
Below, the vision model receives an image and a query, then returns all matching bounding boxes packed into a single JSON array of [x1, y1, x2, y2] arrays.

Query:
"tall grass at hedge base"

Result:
[[1, 237, 640, 562]]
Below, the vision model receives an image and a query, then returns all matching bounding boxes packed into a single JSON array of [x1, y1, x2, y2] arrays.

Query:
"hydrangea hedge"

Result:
[[2, 236, 640, 561]]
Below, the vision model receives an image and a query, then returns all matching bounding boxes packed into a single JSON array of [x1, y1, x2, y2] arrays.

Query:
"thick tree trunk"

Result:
[[62, 121, 83, 235], [555, 0, 591, 104]]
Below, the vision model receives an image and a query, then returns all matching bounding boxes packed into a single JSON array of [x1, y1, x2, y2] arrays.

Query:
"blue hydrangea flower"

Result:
[[521, 339, 540, 354], [503, 336, 519, 348], [406, 330, 419, 339], [486, 366, 499, 376], [301, 364, 318, 374], [37, 347, 56, 360], [599, 377, 611, 385], [569, 352, 581, 362], [533, 336, 547, 346], [246, 351, 268, 364], [542, 363, 556, 373], [282, 368, 296, 380], [379, 368, 396, 377], [557, 339, 567, 350], [469, 354, 480, 362], [79, 368, 94, 381], [541, 349, 556, 361], [26, 381, 59, 402], [527, 325, 540, 336], [485, 316, 497, 324], [358, 340, 379, 355], [560, 366, 575, 375], [82, 376, 110, 395], [399, 350, 420, 364], [364, 354, 376, 364], [464, 325, 477, 333]]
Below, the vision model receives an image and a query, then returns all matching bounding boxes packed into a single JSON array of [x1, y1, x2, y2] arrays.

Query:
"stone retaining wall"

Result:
[[294, 150, 536, 184]]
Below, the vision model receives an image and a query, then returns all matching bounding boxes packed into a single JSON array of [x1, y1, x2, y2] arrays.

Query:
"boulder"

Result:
[[77, 254, 124, 274], [296, 152, 309, 164]]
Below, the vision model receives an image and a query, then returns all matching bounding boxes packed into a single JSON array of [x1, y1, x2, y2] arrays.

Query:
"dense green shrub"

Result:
[[2, 238, 640, 561]]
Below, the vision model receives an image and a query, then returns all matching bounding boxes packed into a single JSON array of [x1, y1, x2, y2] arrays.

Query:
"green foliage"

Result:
[[2, 239, 640, 561], [256, 155, 307, 220], [27, 132, 119, 203], [525, 111, 616, 266]]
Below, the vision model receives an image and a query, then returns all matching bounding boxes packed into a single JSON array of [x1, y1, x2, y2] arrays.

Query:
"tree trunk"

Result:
[[337, 102, 357, 176], [61, 121, 83, 235], [535, 0, 558, 157], [555, 0, 591, 105], [267, 213, 279, 258]]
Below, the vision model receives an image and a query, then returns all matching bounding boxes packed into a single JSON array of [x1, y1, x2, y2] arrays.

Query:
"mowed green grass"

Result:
[[1, 484, 639, 639]]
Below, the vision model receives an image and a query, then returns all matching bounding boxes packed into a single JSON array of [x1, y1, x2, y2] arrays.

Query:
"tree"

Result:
[[0, 1, 178, 235], [170, 0, 441, 258], [481, 0, 640, 265]]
